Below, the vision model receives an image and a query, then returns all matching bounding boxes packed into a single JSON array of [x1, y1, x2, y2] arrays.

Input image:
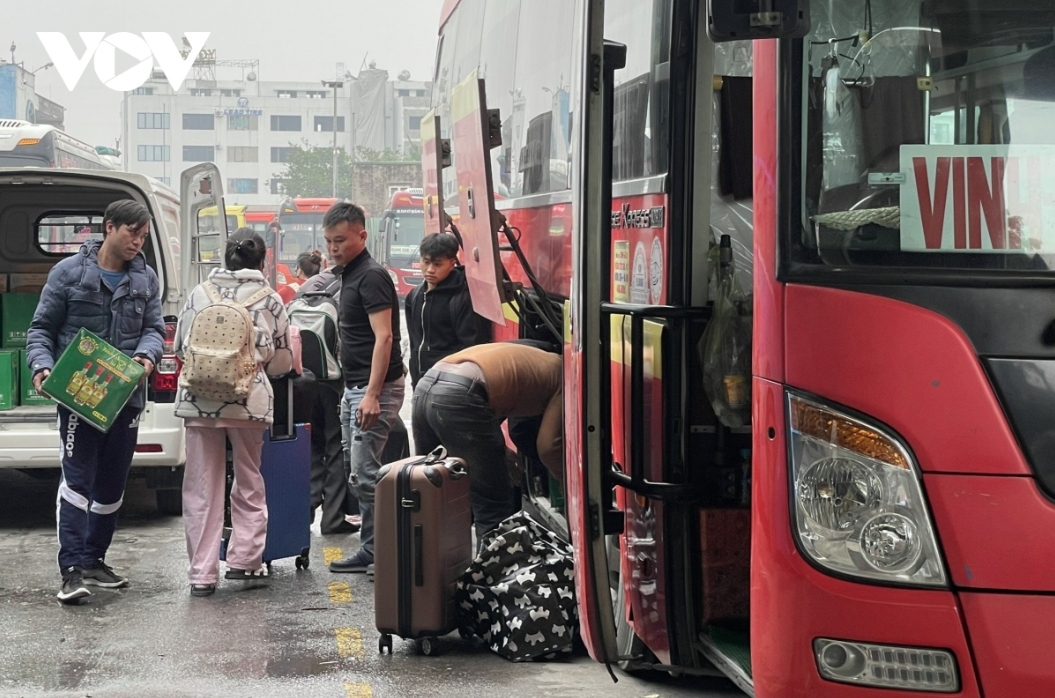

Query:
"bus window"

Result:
[[479, 0, 522, 198], [509, 0, 579, 196]]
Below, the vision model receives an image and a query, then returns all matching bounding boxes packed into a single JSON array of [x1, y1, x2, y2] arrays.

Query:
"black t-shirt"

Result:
[[339, 250, 404, 388]]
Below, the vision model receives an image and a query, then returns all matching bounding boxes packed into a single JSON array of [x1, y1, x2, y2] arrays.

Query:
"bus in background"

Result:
[[277, 197, 340, 266], [377, 188, 426, 297], [0, 120, 115, 170], [195, 204, 247, 261], [245, 207, 276, 236]]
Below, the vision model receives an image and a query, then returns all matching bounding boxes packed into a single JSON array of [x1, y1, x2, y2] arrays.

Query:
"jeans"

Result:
[[412, 372, 519, 540], [341, 377, 405, 557]]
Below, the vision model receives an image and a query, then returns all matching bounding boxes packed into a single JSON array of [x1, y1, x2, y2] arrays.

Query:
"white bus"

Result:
[[0, 120, 115, 170]]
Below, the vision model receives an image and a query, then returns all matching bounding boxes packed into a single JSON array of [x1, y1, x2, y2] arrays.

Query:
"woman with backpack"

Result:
[[173, 229, 293, 597]]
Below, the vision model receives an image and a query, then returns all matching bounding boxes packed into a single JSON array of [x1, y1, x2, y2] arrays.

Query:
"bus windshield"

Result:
[[278, 212, 324, 263], [792, 0, 1055, 275], [388, 209, 426, 263]]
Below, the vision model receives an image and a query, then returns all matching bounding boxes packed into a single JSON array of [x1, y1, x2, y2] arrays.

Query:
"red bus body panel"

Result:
[[925, 474, 1055, 590], [751, 378, 981, 697], [961, 593, 1055, 696], [784, 284, 1029, 477], [752, 40, 784, 385]]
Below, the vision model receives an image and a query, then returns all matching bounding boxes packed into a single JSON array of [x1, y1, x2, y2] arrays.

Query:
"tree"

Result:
[[353, 145, 421, 163], [273, 140, 353, 198]]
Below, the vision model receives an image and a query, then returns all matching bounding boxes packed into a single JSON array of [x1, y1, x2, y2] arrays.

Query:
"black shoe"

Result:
[[328, 550, 373, 573], [190, 584, 216, 597], [322, 520, 361, 535], [82, 559, 129, 588], [57, 567, 91, 604]]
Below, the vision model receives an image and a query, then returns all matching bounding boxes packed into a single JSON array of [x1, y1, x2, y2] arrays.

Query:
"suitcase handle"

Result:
[[423, 446, 447, 464]]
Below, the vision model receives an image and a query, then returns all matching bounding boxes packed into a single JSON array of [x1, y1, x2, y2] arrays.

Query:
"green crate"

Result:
[[0, 350, 18, 410], [2, 293, 40, 348], [19, 349, 52, 406], [40, 329, 144, 433]]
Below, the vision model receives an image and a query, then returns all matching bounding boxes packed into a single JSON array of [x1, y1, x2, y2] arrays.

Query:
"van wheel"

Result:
[[156, 489, 183, 516]]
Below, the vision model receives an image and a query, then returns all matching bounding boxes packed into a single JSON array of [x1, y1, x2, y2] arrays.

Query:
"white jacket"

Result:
[[173, 268, 293, 424]]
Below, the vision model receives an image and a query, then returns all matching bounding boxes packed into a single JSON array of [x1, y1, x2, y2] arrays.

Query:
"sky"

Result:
[[5, 0, 443, 148]]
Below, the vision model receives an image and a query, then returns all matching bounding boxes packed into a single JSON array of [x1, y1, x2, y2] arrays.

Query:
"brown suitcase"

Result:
[[374, 449, 472, 656]]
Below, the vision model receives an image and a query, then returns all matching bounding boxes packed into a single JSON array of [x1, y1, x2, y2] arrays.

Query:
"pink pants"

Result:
[[183, 425, 267, 584]]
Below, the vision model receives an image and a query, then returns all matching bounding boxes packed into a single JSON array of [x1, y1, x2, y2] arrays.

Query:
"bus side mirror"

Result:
[[707, 0, 810, 41]]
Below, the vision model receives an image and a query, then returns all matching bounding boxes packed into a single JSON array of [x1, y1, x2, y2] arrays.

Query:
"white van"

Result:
[[0, 163, 228, 514]]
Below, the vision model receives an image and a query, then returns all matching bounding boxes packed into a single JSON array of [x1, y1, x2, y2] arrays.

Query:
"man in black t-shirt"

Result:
[[321, 202, 405, 575]]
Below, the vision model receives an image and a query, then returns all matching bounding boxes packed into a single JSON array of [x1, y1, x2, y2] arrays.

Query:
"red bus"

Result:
[[434, 0, 1055, 695], [244, 208, 275, 236], [376, 188, 426, 297], [272, 197, 340, 298]]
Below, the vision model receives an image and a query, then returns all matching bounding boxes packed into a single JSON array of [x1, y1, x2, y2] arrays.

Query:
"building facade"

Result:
[[121, 67, 430, 207], [0, 64, 65, 129]]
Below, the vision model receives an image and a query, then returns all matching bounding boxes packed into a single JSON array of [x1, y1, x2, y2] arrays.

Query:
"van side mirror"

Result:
[[708, 0, 810, 41]]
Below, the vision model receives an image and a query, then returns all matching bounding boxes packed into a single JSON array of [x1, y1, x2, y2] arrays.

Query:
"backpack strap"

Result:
[[203, 281, 222, 303], [240, 287, 273, 309]]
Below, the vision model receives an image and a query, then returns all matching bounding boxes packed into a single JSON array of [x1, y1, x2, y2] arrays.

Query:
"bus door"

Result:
[[450, 72, 510, 327], [180, 164, 229, 296], [421, 110, 449, 237]]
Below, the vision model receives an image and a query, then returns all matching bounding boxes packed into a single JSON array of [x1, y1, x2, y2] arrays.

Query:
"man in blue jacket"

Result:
[[27, 200, 165, 604]]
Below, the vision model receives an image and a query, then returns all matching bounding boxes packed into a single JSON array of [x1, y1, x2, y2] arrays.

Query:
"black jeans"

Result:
[[310, 380, 355, 532], [412, 372, 519, 539]]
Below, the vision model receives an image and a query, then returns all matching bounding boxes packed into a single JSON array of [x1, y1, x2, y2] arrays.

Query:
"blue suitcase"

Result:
[[222, 378, 312, 569]]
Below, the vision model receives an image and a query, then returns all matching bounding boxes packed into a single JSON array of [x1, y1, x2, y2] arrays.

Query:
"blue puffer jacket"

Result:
[[26, 240, 166, 410]]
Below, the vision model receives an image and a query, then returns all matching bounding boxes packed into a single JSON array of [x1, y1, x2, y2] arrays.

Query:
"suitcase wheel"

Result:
[[295, 554, 309, 570], [379, 634, 393, 655], [417, 637, 439, 657]]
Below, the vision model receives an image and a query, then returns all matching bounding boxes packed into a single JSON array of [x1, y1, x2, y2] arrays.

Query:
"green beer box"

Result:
[[2, 293, 40, 348], [0, 350, 18, 411], [40, 329, 145, 432], [19, 349, 51, 406]]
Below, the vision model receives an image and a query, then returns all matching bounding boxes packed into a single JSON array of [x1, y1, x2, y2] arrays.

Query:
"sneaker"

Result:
[[57, 567, 91, 604], [190, 583, 216, 597], [225, 565, 270, 581], [344, 514, 362, 527], [82, 559, 129, 589], [328, 550, 373, 573]]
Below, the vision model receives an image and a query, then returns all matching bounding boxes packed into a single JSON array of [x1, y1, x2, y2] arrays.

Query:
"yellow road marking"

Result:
[[328, 581, 353, 604], [345, 682, 373, 698], [323, 546, 344, 565], [335, 628, 364, 658]]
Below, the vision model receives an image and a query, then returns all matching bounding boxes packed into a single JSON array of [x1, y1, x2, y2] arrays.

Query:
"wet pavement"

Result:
[[0, 469, 741, 698]]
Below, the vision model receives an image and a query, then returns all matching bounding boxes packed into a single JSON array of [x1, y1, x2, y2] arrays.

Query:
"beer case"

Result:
[[19, 350, 51, 406], [40, 329, 145, 433], [2, 293, 40, 348], [0, 350, 17, 410]]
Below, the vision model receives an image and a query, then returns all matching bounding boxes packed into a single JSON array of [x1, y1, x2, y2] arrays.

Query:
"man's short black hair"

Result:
[[103, 200, 150, 235], [419, 233, 460, 261], [323, 202, 366, 230]]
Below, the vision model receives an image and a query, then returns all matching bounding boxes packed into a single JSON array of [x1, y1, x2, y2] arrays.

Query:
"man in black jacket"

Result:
[[406, 233, 492, 453], [406, 233, 491, 382]]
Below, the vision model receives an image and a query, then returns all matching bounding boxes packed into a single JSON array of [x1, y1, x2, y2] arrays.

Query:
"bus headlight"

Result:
[[788, 392, 946, 587]]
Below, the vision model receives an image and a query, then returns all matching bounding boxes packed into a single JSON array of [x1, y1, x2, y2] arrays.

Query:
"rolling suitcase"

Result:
[[375, 448, 472, 656], [222, 378, 312, 569]]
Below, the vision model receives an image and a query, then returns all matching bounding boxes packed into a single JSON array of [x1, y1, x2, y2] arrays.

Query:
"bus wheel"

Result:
[[609, 536, 654, 673]]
